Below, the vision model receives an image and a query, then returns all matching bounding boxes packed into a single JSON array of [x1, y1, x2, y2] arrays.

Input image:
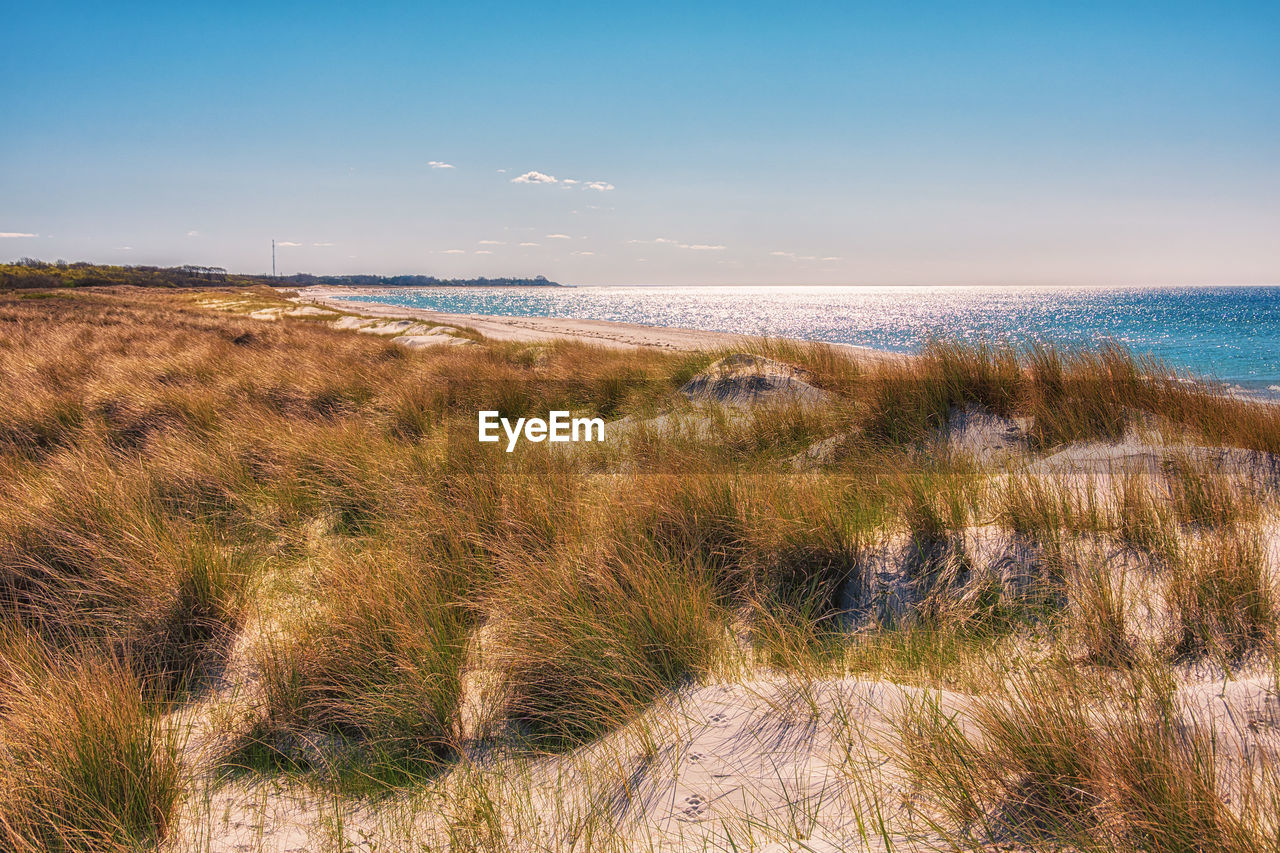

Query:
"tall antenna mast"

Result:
[[272, 239, 277, 278]]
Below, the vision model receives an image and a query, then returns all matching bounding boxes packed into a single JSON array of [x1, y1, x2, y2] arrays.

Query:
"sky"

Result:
[[2, 1, 1277, 286]]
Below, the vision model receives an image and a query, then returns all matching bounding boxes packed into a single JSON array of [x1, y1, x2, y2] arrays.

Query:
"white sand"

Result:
[[293, 286, 900, 361], [393, 333, 473, 350], [170, 676, 960, 852]]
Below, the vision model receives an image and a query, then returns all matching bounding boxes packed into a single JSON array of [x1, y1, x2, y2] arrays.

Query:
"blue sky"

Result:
[[2, 1, 1277, 284]]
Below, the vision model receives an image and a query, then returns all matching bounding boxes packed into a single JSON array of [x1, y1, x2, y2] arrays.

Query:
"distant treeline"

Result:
[[0, 260, 261, 289], [0, 260, 562, 290]]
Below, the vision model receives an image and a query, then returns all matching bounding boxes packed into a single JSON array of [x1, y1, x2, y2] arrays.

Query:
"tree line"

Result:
[[0, 260, 562, 290]]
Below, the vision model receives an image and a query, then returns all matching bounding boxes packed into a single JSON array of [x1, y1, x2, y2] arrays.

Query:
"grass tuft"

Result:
[[491, 545, 723, 747], [0, 632, 181, 853], [1168, 531, 1276, 662], [901, 669, 1262, 851], [249, 548, 471, 776]]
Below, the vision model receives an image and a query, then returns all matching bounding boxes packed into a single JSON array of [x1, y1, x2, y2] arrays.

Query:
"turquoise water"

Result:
[[335, 285, 1280, 395]]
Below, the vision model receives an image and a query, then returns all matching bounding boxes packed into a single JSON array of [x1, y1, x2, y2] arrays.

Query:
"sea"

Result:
[[332, 285, 1280, 397]]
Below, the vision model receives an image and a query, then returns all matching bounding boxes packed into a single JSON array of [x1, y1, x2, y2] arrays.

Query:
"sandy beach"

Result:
[[295, 285, 904, 362]]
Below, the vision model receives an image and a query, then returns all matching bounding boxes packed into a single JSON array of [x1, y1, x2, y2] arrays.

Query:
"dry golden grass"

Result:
[[901, 667, 1272, 851], [249, 548, 473, 772], [1, 285, 1279, 848], [0, 628, 181, 853], [489, 544, 725, 748], [1168, 531, 1276, 663]]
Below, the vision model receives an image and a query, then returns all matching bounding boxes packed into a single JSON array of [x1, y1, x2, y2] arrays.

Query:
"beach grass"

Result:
[[1, 284, 1279, 849], [0, 629, 182, 853]]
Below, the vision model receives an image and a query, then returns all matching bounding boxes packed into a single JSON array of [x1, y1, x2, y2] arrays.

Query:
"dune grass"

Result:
[[1168, 531, 1276, 663], [1, 285, 1279, 847], [901, 667, 1270, 851], [0, 630, 181, 853], [490, 545, 725, 748], [0, 449, 250, 696], [247, 549, 473, 777]]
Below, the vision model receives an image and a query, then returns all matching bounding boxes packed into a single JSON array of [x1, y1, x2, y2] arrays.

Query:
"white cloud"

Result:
[[428, 161, 455, 169], [519, 242, 540, 247], [772, 250, 840, 261], [571, 251, 595, 256], [546, 233, 572, 239], [312, 242, 336, 247], [511, 171, 558, 184], [496, 168, 507, 173], [117, 246, 133, 251], [508, 172, 613, 190], [631, 237, 724, 251], [477, 239, 505, 245], [475, 250, 493, 255], [442, 249, 466, 254], [0, 232, 37, 238], [277, 241, 302, 247], [186, 230, 200, 237]]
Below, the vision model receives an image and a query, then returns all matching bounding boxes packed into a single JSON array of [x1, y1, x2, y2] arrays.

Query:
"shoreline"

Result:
[[294, 285, 904, 363], [292, 286, 1280, 400]]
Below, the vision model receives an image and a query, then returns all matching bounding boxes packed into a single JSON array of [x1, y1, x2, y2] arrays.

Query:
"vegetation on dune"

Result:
[[251, 547, 473, 773], [0, 630, 181, 853], [0, 450, 250, 696], [491, 544, 724, 748], [0, 259, 561, 290], [1169, 531, 1276, 663], [901, 668, 1272, 851], [1, 259, 267, 289], [0, 285, 1278, 847]]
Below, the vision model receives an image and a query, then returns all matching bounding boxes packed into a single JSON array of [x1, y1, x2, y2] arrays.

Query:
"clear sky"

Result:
[[3, 1, 1277, 285]]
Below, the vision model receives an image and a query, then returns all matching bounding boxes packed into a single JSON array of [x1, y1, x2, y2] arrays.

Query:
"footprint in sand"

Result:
[[676, 793, 709, 821], [687, 751, 706, 764], [706, 711, 731, 728]]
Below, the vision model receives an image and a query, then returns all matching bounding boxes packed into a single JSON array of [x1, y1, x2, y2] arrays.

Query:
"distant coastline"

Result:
[[0, 260, 563, 290], [280, 273, 562, 288]]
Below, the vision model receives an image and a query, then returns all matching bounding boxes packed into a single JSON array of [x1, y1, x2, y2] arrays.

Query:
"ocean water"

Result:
[[334, 285, 1280, 395]]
